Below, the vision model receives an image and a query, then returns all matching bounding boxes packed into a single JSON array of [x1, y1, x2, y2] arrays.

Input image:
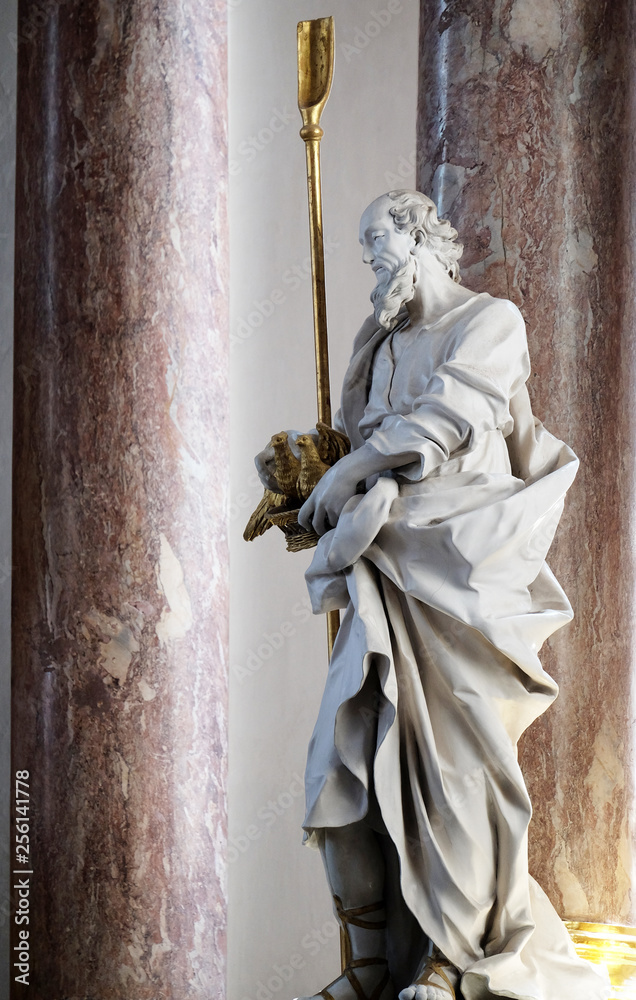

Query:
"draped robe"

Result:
[[301, 293, 610, 1000]]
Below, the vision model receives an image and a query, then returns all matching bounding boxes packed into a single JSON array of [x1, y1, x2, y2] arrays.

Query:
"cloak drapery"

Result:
[[302, 294, 610, 1000]]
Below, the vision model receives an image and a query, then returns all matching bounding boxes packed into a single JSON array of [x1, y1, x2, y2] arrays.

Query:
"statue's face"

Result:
[[359, 197, 418, 330], [358, 197, 416, 279]]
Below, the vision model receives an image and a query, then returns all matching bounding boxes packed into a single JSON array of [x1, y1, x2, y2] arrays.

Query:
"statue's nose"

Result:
[[362, 242, 374, 265]]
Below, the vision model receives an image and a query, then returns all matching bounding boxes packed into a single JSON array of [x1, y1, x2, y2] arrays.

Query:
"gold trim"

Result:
[[566, 922, 636, 998]]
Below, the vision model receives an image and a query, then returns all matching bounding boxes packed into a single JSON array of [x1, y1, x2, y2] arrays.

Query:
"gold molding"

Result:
[[566, 922, 636, 998]]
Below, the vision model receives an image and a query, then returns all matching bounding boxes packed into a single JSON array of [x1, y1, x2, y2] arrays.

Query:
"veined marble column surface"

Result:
[[11, 1, 228, 997], [418, 1, 636, 924]]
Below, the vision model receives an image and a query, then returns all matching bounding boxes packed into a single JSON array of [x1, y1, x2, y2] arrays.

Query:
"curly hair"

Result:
[[387, 189, 463, 282]]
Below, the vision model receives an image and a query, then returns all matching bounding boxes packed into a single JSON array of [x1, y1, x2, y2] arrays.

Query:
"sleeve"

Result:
[[363, 299, 531, 482], [334, 408, 346, 434]]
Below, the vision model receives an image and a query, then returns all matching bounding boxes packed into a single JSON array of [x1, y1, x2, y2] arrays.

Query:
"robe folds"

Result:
[[302, 294, 610, 1000]]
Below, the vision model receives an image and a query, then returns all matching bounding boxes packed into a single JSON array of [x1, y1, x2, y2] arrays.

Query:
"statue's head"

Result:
[[359, 190, 463, 331]]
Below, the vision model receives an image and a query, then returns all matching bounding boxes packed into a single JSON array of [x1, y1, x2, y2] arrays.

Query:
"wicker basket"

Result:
[[267, 502, 320, 552]]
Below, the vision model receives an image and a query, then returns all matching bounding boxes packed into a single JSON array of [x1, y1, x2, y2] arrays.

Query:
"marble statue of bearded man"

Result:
[[257, 191, 610, 1000]]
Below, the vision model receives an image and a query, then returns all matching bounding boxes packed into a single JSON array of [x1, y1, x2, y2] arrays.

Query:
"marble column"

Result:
[[11, 1, 228, 997], [418, 1, 636, 924]]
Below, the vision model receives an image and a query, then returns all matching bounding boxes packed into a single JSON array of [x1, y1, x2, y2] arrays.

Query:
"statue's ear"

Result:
[[411, 229, 425, 252]]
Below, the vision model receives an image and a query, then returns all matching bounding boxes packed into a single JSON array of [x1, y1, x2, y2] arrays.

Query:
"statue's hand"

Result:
[[299, 443, 413, 534], [298, 459, 360, 535]]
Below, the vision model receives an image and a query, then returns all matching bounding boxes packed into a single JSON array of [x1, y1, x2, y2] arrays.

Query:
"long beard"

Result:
[[370, 254, 417, 331]]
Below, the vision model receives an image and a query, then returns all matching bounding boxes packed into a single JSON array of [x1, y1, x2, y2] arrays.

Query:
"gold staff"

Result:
[[297, 16, 339, 656]]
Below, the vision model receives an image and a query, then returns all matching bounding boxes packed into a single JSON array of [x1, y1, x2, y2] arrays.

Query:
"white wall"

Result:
[[228, 3, 419, 998], [0, 1, 16, 994]]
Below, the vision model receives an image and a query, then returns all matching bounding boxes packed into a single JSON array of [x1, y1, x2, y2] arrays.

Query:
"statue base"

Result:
[[566, 922, 636, 998]]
